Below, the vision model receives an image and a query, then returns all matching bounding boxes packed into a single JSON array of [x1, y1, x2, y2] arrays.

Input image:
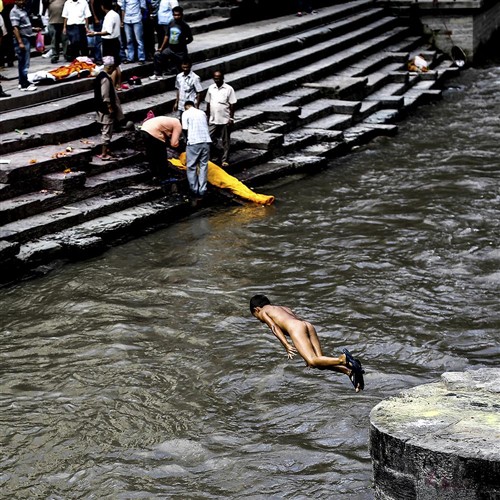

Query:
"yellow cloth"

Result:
[[169, 153, 275, 205]]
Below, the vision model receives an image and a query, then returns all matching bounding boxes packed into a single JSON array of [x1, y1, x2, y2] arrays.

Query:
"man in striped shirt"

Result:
[[10, 0, 40, 91], [173, 59, 202, 117], [182, 100, 211, 201]]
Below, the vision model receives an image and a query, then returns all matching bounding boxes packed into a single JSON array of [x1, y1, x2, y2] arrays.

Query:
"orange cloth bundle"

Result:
[[170, 153, 275, 205], [48, 60, 96, 80]]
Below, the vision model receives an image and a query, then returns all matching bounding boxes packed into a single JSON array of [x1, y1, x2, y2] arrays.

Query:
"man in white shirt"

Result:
[[88, 0, 122, 88], [62, 0, 91, 59], [182, 100, 211, 200], [205, 69, 237, 168]]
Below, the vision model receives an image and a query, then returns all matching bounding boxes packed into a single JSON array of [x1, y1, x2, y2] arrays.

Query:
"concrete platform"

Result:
[[370, 368, 500, 500]]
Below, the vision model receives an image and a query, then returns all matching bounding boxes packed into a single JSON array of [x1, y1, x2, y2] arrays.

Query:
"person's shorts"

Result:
[[101, 121, 113, 143]]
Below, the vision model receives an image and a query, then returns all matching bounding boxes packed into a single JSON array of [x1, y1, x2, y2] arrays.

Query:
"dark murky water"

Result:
[[1, 66, 500, 499]]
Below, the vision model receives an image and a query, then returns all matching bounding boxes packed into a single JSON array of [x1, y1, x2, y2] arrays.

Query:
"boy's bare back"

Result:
[[260, 304, 306, 336]]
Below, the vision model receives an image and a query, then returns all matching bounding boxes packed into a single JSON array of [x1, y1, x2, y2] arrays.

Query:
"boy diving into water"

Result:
[[250, 294, 364, 392]]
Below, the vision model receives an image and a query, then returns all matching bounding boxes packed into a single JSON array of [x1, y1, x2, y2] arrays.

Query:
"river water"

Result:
[[1, 65, 500, 499]]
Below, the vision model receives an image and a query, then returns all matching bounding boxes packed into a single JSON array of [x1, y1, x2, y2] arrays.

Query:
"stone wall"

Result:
[[384, 0, 500, 61], [370, 368, 500, 499]]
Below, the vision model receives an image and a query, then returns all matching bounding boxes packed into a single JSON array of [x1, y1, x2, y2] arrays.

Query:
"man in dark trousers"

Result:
[[140, 115, 182, 181], [150, 5, 192, 79]]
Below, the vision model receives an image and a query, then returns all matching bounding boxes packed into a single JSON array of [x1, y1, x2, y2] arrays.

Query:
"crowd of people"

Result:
[[0, 0, 323, 203], [0, 0, 241, 202], [0, 0, 197, 90]]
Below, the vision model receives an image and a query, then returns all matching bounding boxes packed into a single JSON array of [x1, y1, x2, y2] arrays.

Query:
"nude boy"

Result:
[[250, 294, 364, 392]]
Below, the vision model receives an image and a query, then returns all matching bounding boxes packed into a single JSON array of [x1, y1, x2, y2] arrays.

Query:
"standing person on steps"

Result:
[[94, 55, 124, 160], [88, 0, 122, 89], [0, 12, 11, 95], [205, 69, 237, 168], [1, 0, 16, 69], [120, 0, 146, 64], [182, 100, 211, 202], [173, 58, 202, 117], [43, 0, 68, 63], [155, 0, 176, 51], [89, 0, 104, 63], [62, 0, 91, 59], [0, 12, 10, 96], [10, 0, 41, 91], [140, 115, 182, 181]]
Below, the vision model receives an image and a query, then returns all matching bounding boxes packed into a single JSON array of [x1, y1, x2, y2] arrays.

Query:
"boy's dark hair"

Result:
[[184, 100, 194, 107], [250, 294, 270, 314], [172, 6, 183, 14]]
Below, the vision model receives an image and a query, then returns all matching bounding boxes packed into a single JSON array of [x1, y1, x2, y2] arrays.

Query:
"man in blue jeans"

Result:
[[121, 0, 146, 63], [182, 100, 211, 202], [89, 0, 104, 63], [10, 0, 40, 91]]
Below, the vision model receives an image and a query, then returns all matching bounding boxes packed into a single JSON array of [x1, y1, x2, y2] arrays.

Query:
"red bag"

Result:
[[36, 32, 45, 53]]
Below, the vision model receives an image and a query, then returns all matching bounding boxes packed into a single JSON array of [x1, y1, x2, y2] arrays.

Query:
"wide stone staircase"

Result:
[[0, 0, 460, 284]]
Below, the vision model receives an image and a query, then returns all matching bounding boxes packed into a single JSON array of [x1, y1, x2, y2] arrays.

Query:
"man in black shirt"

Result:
[[150, 5, 192, 79]]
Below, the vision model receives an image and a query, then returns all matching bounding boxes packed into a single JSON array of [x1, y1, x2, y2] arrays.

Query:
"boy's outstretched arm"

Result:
[[262, 312, 297, 359]]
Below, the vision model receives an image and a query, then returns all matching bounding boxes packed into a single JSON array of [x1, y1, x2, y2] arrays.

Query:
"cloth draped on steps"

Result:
[[169, 153, 275, 205], [29, 59, 98, 83]]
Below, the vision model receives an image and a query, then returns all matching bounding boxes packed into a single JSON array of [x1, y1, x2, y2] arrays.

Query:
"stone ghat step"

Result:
[[0, 0, 376, 114], [235, 154, 329, 185], [187, 0, 378, 61], [189, 15, 234, 35], [1, 23, 413, 161], [0, 181, 166, 245], [187, 3, 237, 22], [0, 162, 149, 226], [0, 6, 390, 136], [0, 16, 399, 154], [230, 18, 405, 101], [234, 25, 412, 109], [1, 151, 327, 280], [189, 7, 390, 90], [0, 133, 129, 188], [8, 196, 191, 278]]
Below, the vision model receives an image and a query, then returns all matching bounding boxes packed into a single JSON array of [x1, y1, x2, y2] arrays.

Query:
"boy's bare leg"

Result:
[[306, 323, 323, 357], [112, 67, 122, 89], [291, 327, 361, 389], [290, 327, 348, 372]]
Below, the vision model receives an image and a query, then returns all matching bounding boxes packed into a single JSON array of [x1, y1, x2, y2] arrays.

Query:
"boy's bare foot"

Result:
[[349, 369, 364, 392], [343, 348, 365, 392]]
